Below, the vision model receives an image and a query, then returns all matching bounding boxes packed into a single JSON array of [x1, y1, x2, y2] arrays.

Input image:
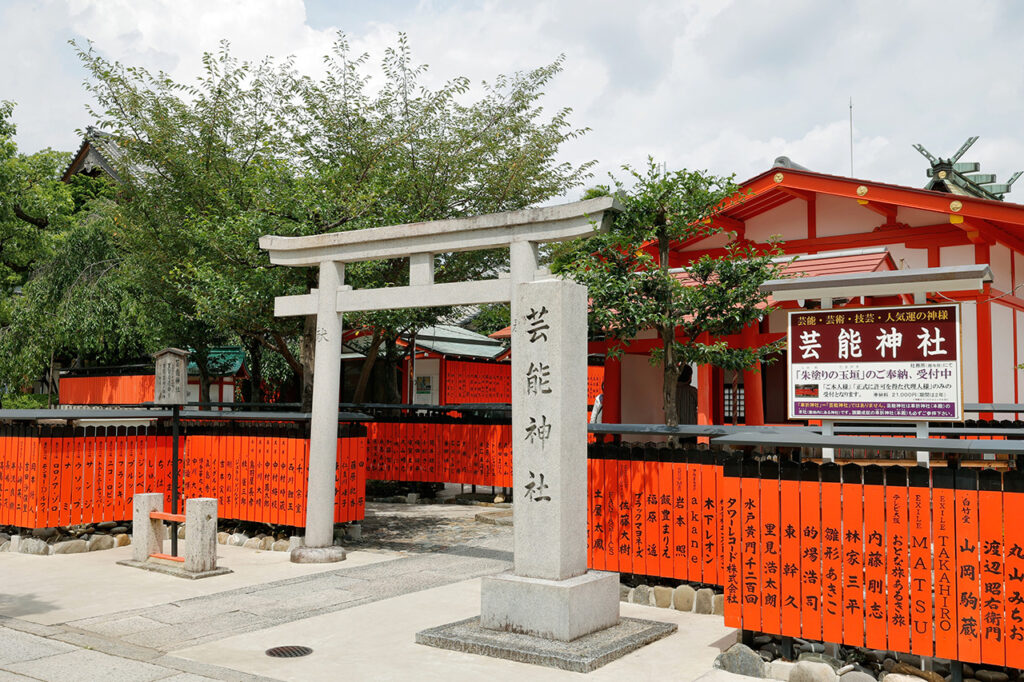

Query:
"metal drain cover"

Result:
[[265, 645, 313, 658]]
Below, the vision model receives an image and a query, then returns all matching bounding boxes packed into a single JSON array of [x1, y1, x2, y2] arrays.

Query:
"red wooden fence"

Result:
[[586, 445, 723, 585], [364, 421, 512, 487], [0, 423, 365, 528], [721, 460, 1024, 669]]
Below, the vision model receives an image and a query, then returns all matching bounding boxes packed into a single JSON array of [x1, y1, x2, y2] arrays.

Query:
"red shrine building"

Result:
[[594, 142, 1024, 428]]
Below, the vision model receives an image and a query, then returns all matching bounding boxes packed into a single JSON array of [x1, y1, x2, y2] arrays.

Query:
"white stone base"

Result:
[[480, 570, 620, 642], [290, 546, 346, 563]]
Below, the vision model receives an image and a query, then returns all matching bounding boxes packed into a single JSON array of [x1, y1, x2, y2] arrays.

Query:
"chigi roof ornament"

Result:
[[914, 136, 1022, 200]]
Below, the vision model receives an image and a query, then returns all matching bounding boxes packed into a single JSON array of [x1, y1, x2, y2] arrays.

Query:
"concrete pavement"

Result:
[[0, 500, 736, 680]]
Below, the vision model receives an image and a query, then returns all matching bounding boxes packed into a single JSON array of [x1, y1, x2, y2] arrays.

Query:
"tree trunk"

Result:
[[194, 349, 212, 408], [661, 325, 680, 428], [243, 337, 264, 403], [352, 329, 384, 404], [383, 336, 403, 405], [655, 213, 682, 433], [300, 315, 315, 411]]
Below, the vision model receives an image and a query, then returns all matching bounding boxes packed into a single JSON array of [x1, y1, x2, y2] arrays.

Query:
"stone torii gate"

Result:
[[261, 198, 633, 648], [261, 197, 683, 662], [259, 197, 617, 558]]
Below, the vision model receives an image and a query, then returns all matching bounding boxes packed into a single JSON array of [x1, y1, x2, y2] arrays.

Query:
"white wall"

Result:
[[620, 354, 666, 442], [1017, 309, 1024, 410], [940, 244, 974, 267], [990, 244, 1014, 293], [885, 243, 927, 270], [744, 198, 807, 243], [815, 195, 880, 238], [992, 304, 1016, 419], [961, 303, 979, 404]]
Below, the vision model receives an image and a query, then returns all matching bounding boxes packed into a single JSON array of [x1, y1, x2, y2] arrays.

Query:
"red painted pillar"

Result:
[[604, 355, 621, 424], [976, 243, 993, 419], [742, 323, 765, 425]]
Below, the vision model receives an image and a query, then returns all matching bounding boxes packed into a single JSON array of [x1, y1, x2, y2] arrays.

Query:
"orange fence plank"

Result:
[[1004, 469, 1024, 668], [671, 450, 687, 580], [799, 461, 822, 642], [841, 463, 865, 648], [740, 459, 761, 629], [687, 451, 703, 583], [657, 455, 673, 580], [933, 466, 959, 661], [721, 455, 742, 629], [641, 448, 658, 578], [955, 468, 982, 664], [759, 460, 781, 636], [908, 466, 934, 657], [863, 465, 887, 650], [820, 462, 843, 645], [38, 429, 53, 529], [601, 449, 617, 572], [588, 449, 602, 571], [780, 459, 802, 638], [978, 468, 1006, 666], [701, 451, 719, 586], [885, 467, 910, 655]]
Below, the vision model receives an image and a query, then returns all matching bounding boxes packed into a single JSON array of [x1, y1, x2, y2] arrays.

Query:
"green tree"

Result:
[[555, 160, 787, 428], [73, 35, 593, 405], [0, 197, 159, 396], [0, 101, 76, 294]]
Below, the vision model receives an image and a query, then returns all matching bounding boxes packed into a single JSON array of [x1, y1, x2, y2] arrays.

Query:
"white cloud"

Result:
[[1, 0, 1022, 202]]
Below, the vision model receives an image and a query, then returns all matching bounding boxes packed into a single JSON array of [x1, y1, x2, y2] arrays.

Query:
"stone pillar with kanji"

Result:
[[479, 278, 619, 641]]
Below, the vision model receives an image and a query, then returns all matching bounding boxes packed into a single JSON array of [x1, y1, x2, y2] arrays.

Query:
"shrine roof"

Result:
[[718, 165, 1024, 229], [670, 247, 896, 288], [402, 324, 506, 359]]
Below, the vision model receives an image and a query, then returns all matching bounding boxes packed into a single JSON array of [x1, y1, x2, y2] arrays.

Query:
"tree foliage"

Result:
[[64, 34, 592, 403], [555, 160, 787, 427]]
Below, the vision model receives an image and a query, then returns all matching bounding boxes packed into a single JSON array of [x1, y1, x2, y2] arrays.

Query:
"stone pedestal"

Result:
[[481, 571, 620, 641]]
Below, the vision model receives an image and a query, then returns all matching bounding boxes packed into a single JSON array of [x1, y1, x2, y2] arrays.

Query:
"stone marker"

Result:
[[51, 539, 87, 554], [183, 498, 218, 573], [16, 538, 49, 555], [87, 535, 115, 551], [479, 280, 619, 642], [630, 584, 654, 605], [132, 493, 163, 563], [152, 348, 189, 405]]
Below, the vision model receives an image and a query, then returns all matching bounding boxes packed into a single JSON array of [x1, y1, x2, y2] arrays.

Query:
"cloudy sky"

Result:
[[2, 0, 1023, 197]]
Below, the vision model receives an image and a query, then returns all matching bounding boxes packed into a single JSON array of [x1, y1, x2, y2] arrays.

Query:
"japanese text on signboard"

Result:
[[787, 304, 961, 421]]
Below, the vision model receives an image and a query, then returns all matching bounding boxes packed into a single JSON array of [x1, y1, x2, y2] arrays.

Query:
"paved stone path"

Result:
[[0, 502, 512, 681]]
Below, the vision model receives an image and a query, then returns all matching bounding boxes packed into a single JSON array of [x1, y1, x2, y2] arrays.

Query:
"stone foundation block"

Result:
[[480, 570, 619, 642]]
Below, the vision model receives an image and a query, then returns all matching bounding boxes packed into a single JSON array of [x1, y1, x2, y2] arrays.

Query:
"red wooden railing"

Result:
[[364, 421, 512, 487], [0, 423, 365, 528], [586, 446, 723, 585], [720, 460, 1024, 669]]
